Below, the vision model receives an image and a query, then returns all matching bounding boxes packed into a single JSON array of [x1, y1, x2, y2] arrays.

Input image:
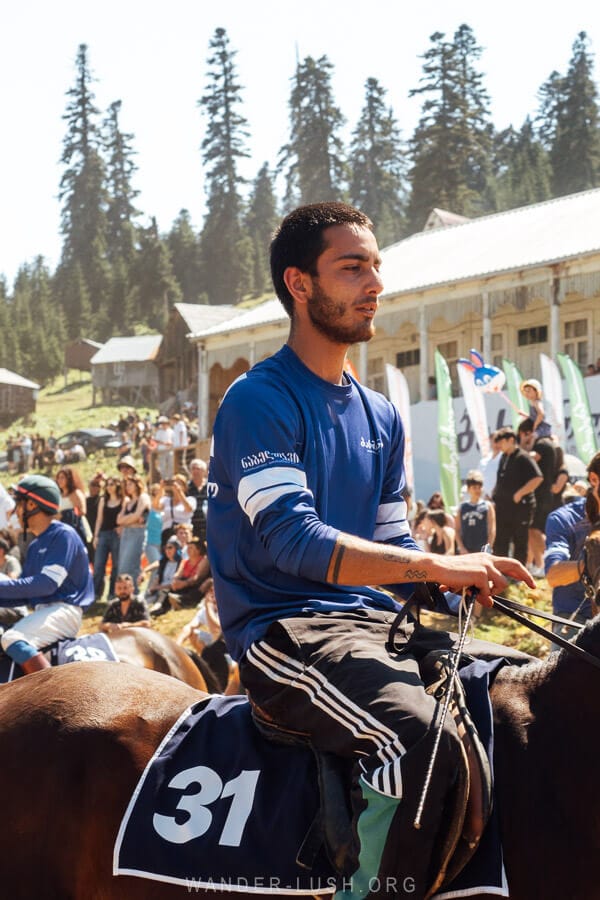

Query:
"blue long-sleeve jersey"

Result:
[[0, 519, 94, 609], [207, 344, 420, 661]]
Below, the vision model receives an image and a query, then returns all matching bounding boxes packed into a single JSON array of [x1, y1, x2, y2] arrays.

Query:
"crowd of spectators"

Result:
[[409, 417, 579, 581]]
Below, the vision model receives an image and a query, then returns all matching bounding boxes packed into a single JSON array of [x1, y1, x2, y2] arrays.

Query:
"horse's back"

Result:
[[0, 664, 207, 899], [110, 627, 209, 690]]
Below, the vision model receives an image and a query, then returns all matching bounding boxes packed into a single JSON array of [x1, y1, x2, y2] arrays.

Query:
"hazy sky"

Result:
[[1, 0, 596, 285]]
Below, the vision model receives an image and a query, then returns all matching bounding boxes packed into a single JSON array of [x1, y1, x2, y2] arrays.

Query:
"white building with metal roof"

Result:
[[189, 188, 600, 439]]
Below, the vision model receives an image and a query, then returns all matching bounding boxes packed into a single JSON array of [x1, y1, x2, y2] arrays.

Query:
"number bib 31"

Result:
[[114, 695, 337, 893]]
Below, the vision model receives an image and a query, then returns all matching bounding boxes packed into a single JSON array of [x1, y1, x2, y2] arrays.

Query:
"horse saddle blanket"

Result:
[[0, 632, 118, 683], [114, 694, 337, 894]]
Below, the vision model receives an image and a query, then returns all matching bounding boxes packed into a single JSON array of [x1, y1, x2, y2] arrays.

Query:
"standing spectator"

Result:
[[116, 454, 138, 483], [93, 477, 122, 601], [492, 426, 542, 564], [550, 444, 570, 511], [85, 474, 104, 566], [100, 574, 151, 634], [56, 466, 89, 546], [145, 483, 164, 565], [455, 470, 495, 554], [20, 433, 33, 472], [517, 418, 557, 575], [187, 458, 208, 543], [117, 474, 150, 588], [171, 413, 189, 474], [153, 416, 174, 479], [479, 432, 503, 501], [157, 474, 196, 545]]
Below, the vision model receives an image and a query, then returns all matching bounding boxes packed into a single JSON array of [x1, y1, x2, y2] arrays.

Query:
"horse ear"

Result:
[[469, 349, 484, 368]]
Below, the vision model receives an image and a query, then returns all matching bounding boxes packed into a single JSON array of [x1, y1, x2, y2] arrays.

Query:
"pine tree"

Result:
[[495, 119, 552, 209], [540, 32, 600, 196], [198, 28, 250, 305], [279, 55, 346, 207], [245, 164, 278, 297], [131, 218, 181, 331], [167, 210, 203, 303], [349, 78, 407, 246], [103, 99, 140, 267], [59, 44, 109, 321], [407, 27, 495, 230]]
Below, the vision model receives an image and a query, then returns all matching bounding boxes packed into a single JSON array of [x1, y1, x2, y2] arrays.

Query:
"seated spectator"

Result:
[[142, 536, 182, 617], [174, 522, 193, 559], [0, 537, 22, 579], [425, 508, 456, 555], [167, 536, 211, 610], [175, 579, 221, 654], [175, 579, 239, 694], [100, 574, 151, 634], [426, 491, 454, 528]]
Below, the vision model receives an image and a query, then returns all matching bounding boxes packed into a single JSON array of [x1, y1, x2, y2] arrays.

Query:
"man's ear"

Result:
[[283, 267, 310, 306]]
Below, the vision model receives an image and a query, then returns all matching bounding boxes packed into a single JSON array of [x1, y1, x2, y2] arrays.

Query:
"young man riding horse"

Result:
[[0, 475, 94, 673], [207, 202, 534, 900]]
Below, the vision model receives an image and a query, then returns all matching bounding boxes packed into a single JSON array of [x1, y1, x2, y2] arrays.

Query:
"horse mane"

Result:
[[566, 613, 600, 658]]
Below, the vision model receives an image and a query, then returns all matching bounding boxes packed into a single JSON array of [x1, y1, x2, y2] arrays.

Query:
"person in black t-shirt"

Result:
[[492, 426, 542, 564], [517, 419, 557, 575]]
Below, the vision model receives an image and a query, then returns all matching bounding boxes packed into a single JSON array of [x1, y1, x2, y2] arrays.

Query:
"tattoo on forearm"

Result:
[[405, 569, 427, 580], [331, 544, 346, 583]]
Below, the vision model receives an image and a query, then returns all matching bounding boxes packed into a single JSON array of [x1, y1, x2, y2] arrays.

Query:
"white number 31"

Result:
[[153, 766, 260, 846]]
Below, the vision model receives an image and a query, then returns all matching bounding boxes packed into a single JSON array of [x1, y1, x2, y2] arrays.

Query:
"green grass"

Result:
[[0, 374, 154, 490]]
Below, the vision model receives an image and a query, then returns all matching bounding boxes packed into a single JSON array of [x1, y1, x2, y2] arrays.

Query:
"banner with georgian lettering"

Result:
[[434, 350, 460, 510]]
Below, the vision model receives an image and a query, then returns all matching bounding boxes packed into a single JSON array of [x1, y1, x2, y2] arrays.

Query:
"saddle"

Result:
[[251, 648, 496, 898]]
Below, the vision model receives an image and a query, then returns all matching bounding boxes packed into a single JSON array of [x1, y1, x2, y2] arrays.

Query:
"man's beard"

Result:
[[306, 281, 375, 345]]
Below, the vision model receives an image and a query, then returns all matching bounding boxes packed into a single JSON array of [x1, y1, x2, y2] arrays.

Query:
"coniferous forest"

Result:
[[2, 26, 599, 386]]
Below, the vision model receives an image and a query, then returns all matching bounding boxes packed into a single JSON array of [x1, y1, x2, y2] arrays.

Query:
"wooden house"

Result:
[[90, 335, 162, 406]]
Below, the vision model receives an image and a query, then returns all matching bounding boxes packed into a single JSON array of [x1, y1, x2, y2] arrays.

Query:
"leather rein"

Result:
[[491, 593, 600, 672]]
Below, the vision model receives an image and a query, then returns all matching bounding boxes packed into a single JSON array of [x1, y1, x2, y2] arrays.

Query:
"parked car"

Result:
[[55, 428, 126, 455]]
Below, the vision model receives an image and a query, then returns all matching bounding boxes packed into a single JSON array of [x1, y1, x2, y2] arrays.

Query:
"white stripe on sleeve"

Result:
[[374, 501, 410, 541], [41, 563, 68, 586], [238, 466, 309, 524]]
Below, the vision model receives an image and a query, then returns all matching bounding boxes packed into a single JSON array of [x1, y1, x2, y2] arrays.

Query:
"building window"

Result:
[[367, 357, 385, 393], [517, 326, 548, 346], [113, 362, 125, 376], [396, 349, 420, 369], [564, 318, 589, 368]]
